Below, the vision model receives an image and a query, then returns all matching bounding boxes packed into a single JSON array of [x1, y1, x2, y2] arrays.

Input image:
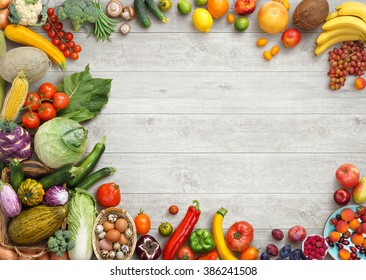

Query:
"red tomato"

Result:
[[58, 43, 66, 51], [177, 246, 195, 260], [74, 45, 82, 53], [96, 182, 121, 207], [169, 205, 179, 215], [52, 92, 70, 109], [22, 111, 40, 130], [37, 102, 56, 121], [65, 32, 74, 41], [70, 52, 79, 61], [134, 210, 151, 235], [52, 37, 61, 46], [23, 92, 41, 111], [48, 29, 57, 38], [38, 83, 57, 99], [336, 164, 360, 189], [67, 41, 75, 48], [225, 221, 254, 252], [63, 49, 71, 57], [47, 8, 54, 16]]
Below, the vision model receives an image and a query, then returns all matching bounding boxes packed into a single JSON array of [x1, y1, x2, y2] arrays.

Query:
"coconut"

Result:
[[293, 0, 329, 30]]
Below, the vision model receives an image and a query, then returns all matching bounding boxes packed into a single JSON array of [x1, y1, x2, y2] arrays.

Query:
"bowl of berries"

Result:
[[323, 205, 366, 260], [302, 234, 329, 260]]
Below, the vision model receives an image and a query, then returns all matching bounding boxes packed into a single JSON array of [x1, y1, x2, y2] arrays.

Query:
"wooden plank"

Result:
[[89, 153, 362, 194], [83, 114, 366, 153]]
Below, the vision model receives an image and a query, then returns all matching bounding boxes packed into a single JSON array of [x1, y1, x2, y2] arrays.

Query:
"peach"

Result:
[[336, 220, 349, 233], [351, 233, 365, 246], [354, 77, 366, 90], [329, 231, 341, 242], [338, 248, 350, 260], [348, 219, 361, 230], [341, 208, 355, 222]]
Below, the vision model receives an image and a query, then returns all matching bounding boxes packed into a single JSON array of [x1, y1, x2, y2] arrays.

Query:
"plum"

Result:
[[288, 225, 307, 243], [260, 252, 270, 260], [279, 245, 292, 259], [266, 244, 279, 256], [271, 229, 284, 241], [289, 249, 303, 260]]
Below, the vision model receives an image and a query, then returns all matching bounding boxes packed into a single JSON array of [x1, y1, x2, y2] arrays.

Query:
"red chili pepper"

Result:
[[197, 250, 219, 260], [162, 200, 201, 260]]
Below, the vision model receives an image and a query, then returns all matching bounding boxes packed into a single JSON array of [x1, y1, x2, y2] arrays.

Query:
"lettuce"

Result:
[[67, 188, 97, 260]]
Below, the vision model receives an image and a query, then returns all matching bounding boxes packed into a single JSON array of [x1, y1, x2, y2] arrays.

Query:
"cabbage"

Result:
[[67, 188, 97, 260], [34, 117, 88, 169]]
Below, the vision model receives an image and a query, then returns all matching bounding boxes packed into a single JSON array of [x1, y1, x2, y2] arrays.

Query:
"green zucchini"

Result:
[[68, 136, 106, 188], [76, 167, 116, 190], [9, 159, 24, 192], [134, 0, 151, 28], [39, 165, 83, 191], [145, 0, 168, 23]]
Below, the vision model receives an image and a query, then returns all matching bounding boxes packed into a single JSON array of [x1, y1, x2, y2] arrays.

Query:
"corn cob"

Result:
[[0, 31, 6, 112], [0, 71, 29, 121]]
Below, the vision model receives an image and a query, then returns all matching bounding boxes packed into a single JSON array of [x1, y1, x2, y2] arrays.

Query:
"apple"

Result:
[[235, 0, 256, 16], [336, 164, 360, 189], [281, 28, 302, 48], [334, 188, 351, 205], [352, 177, 366, 204], [288, 225, 307, 243]]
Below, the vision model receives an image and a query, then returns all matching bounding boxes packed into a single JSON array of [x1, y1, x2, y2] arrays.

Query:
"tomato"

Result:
[[158, 222, 173, 237], [67, 41, 75, 48], [177, 246, 195, 260], [58, 30, 65, 38], [58, 43, 66, 51], [169, 205, 179, 215], [52, 92, 70, 109], [134, 210, 151, 235], [70, 52, 79, 61], [63, 49, 71, 57], [240, 246, 259, 260], [49, 14, 58, 23], [48, 29, 57, 38], [22, 111, 40, 130], [38, 83, 57, 99], [74, 45, 82, 53], [96, 182, 121, 207], [52, 37, 61, 46], [23, 92, 41, 111], [225, 221, 254, 252], [37, 102, 56, 121], [54, 22, 63, 30], [43, 22, 52, 31], [65, 32, 74, 41], [47, 8, 54, 15]]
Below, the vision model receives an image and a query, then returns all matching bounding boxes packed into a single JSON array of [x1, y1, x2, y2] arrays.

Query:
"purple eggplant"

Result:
[[0, 180, 22, 218], [136, 235, 161, 260]]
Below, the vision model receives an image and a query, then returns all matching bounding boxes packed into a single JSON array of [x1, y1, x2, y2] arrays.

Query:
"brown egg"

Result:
[[119, 233, 129, 245], [115, 218, 128, 233], [105, 229, 121, 243], [103, 220, 115, 231]]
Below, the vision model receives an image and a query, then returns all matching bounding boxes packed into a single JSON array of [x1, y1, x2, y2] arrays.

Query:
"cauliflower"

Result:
[[12, 0, 43, 26]]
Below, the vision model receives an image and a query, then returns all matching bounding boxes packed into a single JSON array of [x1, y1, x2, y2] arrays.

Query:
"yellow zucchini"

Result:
[[4, 24, 67, 71]]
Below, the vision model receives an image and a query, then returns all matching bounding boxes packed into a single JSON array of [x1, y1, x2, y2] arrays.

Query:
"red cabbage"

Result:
[[44, 186, 69, 206]]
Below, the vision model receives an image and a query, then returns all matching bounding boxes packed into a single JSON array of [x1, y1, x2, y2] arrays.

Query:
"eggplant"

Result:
[[0, 180, 22, 218], [136, 235, 161, 260]]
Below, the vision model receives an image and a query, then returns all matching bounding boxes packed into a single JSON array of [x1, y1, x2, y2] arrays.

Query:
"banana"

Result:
[[315, 34, 364, 56], [337, 5, 366, 22], [322, 16, 366, 34], [326, 11, 339, 22], [316, 28, 366, 45], [336, 1, 366, 11]]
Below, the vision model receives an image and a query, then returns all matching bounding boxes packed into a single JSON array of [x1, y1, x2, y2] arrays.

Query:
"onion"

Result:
[[0, 0, 10, 10], [0, 8, 9, 29], [44, 186, 69, 206]]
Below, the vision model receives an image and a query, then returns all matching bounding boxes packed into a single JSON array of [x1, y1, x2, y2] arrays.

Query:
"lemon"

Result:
[[192, 8, 213, 33]]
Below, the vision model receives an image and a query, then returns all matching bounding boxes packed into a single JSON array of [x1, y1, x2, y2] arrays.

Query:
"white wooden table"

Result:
[[18, 0, 366, 258]]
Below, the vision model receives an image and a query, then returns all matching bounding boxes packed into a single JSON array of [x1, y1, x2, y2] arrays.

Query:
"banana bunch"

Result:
[[315, 1, 366, 56]]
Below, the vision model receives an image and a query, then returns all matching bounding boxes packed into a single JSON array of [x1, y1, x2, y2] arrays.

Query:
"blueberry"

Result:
[[289, 249, 303, 260], [260, 252, 270, 260]]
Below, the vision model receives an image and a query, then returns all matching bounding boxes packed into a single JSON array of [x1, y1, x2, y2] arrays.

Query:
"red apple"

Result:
[[336, 164, 360, 189], [281, 28, 302, 48], [333, 188, 351, 206], [288, 225, 307, 243], [235, 0, 256, 16]]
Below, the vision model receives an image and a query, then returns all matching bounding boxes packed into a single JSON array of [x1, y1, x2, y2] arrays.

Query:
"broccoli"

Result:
[[57, 0, 99, 32], [47, 230, 76, 256]]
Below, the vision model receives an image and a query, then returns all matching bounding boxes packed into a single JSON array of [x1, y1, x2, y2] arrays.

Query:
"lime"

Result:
[[195, 0, 207, 6], [234, 17, 249, 32], [178, 0, 192, 15]]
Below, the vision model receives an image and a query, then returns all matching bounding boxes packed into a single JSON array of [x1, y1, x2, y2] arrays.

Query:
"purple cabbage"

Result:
[[0, 121, 32, 164], [0, 180, 22, 218], [44, 186, 69, 206]]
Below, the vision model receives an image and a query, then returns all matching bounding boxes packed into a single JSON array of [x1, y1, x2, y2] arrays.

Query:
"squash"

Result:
[[8, 205, 67, 245], [17, 179, 45, 206]]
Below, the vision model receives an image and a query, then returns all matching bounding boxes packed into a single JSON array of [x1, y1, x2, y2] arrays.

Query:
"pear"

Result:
[[352, 177, 366, 204]]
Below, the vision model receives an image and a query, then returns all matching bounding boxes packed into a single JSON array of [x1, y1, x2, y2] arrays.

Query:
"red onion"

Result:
[[44, 186, 69, 206]]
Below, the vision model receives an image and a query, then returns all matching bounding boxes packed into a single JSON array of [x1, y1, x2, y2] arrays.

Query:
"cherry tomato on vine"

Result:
[[58, 43, 66, 51], [23, 92, 41, 111], [134, 210, 151, 235], [48, 30, 57, 38], [65, 32, 74, 41], [73, 45, 82, 53], [38, 82, 56, 99], [22, 111, 41, 130], [67, 41, 75, 48], [52, 37, 61, 46], [37, 102, 56, 121], [63, 49, 71, 57], [49, 14, 58, 23], [47, 8, 54, 15], [169, 205, 179, 215], [52, 92, 70, 109], [54, 22, 63, 30], [70, 52, 79, 61], [58, 30, 65, 38], [43, 22, 51, 31]]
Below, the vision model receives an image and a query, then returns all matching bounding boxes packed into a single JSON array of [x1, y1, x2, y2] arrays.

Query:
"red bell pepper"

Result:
[[197, 250, 219, 260]]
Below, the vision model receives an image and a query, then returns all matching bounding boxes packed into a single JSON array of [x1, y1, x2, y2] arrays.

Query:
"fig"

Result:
[[271, 229, 284, 241], [260, 252, 270, 260], [266, 244, 279, 256]]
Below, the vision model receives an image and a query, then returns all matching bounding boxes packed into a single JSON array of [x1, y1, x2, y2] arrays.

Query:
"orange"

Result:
[[207, 0, 229, 19]]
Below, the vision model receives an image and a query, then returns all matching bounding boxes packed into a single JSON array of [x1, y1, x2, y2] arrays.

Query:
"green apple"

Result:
[[352, 176, 366, 204]]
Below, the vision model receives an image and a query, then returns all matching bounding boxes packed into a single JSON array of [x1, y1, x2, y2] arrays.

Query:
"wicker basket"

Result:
[[92, 207, 137, 260], [0, 161, 53, 259]]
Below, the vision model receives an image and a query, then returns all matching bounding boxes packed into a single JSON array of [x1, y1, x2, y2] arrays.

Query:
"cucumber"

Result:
[[145, 0, 168, 23], [76, 167, 116, 190], [9, 159, 24, 192], [68, 136, 106, 188], [134, 0, 151, 28], [39, 165, 83, 191]]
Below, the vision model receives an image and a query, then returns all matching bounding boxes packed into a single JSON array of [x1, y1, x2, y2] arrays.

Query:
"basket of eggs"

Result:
[[92, 207, 137, 260]]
